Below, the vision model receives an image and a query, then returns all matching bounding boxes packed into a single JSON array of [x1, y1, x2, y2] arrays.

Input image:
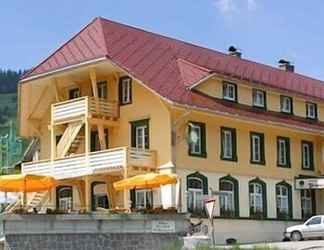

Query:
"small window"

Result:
[[302, 141, 314, 170], [221, 127, 237, 161], [252, 89, 266, 109], [69, 88, 80, 99], [277, 137, 290, 168], [250, 132, 265, 165], [306, 102, 317, 120], [131, 119, 149, 149], [97, 81, 107, 99], [223, 82, 237, 102], [280, 96, 293, 114], [188, 122, 206, 157], [119, 76, 132, 105]]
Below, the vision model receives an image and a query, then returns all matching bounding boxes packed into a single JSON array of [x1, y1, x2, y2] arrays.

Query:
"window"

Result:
[[249, 179, 267, 219], [69, 88, 80, 99], [91, 182, 109, 211], [280, 96, 293, 114], [306, 216, 322, 226], [306, 102, 317, 120], [188, 122, 206, 157], [56, 186, 73, 211], [97, 81, 107, 99], [301, 189, 315, 220], [252, 89, 266, 109], [187, 172, 208, 214], [131, 119, 149, 149], [301, 141, 314, 170], [135, 189, 153, 209], [223, 82, 237, 102], [119, 76, 132, 105], [276, 182, 292, 219], [221, 127, 237, 161], [277, 137, 290, 168], [250, 132, 265, 165], [219, 176, 239, 217], [91, 129, 109, 152]]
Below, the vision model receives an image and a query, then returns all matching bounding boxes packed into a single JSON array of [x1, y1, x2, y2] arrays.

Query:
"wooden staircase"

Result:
[[56, 121, 83, 158], [28, 192, 48, 211]]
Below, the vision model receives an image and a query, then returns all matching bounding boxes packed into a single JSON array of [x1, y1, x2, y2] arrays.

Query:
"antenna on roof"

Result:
[[228, 46, 242, 58]]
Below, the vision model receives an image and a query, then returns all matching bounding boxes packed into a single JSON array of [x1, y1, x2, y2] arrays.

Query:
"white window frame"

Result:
[[121, 78, 131, 104], [189, 124, 202, 155], [187, 177, 204, 213], [278, 138, 288, 166], [249, 183, 263, 213], [135, 189, 152, 209], [302, 142, 311, 169], [301, 190, 312, 218], [281, 96, 292, 113], [253, 90, 265, 108], [97, 82, 107, 99], [135, 125, 147, 149], [219, 180, 235, 212], [306, 102, 316, 119], [222, 129, 233, 159], [223, 82, 236, 101], [251, 134, 261, 162], [276, 185, 289, 215]]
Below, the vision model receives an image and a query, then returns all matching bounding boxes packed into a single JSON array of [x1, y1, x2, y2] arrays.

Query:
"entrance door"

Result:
[[91, 182, 109, 211]]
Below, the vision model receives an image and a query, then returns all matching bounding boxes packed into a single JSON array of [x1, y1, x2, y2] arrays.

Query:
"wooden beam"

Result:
[[88, 117, 119, 127], [89, 68, 98, 98], [97, 123, 107, 150], [52, 78, 63, 102], [27, 86, 49, 119]]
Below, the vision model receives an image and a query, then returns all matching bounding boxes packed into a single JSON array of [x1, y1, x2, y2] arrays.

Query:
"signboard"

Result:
[[152, 220, 175, 233], [295, 178, 324, 190]]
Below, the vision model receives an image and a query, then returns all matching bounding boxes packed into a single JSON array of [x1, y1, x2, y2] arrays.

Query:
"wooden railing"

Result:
[[22, 147, 156, 180], [52, 96, 119, 123]]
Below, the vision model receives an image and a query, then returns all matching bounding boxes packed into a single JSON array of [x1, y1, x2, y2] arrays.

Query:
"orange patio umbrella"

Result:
[[0, 174, 57, 207], [113, 173, 178, 191]]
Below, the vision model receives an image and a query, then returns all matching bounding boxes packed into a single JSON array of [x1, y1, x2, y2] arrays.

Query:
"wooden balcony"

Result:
[[21, 147, 157, 180], [52, 96, 119, 124]]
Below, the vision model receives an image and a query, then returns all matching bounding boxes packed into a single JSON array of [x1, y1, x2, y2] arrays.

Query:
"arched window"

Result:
[[276, 181, 292, 219], [301, 189, 315, 220], [56, 186, 73, 211], [91, 182, 109, 211], [219, 175, 239, 217], [249, 178, 267, 219], [187, 172, 208, 214]]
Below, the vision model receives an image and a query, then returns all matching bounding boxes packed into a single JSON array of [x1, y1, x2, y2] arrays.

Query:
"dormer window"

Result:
[[280, 96, 293, 114], [306, 102, 317, 120], [223, 82, 237, 102], [252, 89, 266, 109]]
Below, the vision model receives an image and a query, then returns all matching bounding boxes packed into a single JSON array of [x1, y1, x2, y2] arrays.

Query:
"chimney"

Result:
[[228, 46, 242, 58], [278, 59, 294, 72]]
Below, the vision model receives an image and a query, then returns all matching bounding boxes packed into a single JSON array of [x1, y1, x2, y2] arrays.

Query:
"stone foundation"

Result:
[[5, 233, 181, 250], [1, 213, 188, 250]]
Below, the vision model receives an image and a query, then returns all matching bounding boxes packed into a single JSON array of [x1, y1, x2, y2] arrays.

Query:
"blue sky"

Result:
[[1, 0, 324, 79]]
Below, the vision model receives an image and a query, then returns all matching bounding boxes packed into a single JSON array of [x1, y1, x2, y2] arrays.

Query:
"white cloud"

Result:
[[213, 0, 258, 16]]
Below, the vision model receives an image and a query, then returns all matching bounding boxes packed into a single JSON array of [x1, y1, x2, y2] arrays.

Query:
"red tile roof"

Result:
[[22, 17, 324, 132]]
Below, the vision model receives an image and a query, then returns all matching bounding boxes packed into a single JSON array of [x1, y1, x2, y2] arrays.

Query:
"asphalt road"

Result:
[[242, 240, 324, 250]]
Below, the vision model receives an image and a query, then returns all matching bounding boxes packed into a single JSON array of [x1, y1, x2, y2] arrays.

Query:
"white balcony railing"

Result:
[[22, 147, 156, 180], [52, 96, 119, 123]]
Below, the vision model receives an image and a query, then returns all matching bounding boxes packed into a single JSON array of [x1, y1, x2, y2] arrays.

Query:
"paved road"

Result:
[[241, 240, 324, 250]]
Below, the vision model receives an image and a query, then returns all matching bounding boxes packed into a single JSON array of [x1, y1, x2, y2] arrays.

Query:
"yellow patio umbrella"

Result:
[[0, 174, 57, 207], [113, 173, 178, 191]]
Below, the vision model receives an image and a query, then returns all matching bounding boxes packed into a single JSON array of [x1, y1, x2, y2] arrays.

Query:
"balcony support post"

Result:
[[123, 148, 129, 210]]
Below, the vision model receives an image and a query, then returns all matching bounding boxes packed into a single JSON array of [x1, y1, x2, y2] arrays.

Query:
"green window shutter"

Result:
[[232, 128, 237, 161], [234, 84, 238, 102], [130, 189, 136, 209], [286, 138, 291, 167], [222, 83, 226, 99], [260, 133, 265, 164], [201, 123, 207, 157]]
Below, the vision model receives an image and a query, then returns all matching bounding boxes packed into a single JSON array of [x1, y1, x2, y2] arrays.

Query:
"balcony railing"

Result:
[[22, 147, 156, 180], [52, 96, 119, 123]]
